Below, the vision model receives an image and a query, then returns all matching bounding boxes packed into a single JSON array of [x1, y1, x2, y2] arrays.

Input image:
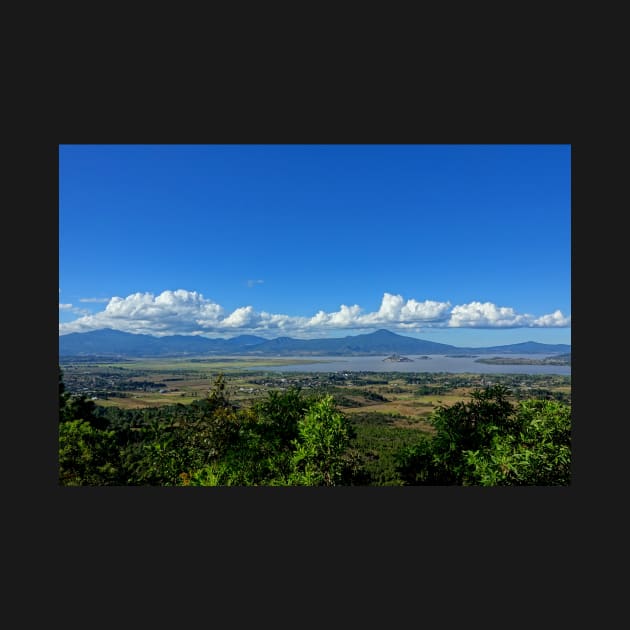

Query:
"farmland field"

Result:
[[60, 355, 571, 415]]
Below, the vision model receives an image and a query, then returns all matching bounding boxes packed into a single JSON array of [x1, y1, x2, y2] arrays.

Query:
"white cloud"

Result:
[[58, 289, 571, 337], [308, 310, 330, 326], [359, 293, 451, 326], [79, 297, 110, 303], [375, 292, 404, 320], [449, 301, 527, 327], [448, 301, 571, 329], [401, 298, 451, 322], [531, 310, 572, 327], [246, 279, 264, 288], [222, 306, 260, 328], [329, 304, 363, 326], [61, 290, 225, 336]]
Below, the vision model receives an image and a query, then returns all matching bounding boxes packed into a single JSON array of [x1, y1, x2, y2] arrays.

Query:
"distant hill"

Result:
[[59, 328, 571, 358], [458, 341, 572, 354], [58, 328, 267, 357], [246, 329, 457, 356]]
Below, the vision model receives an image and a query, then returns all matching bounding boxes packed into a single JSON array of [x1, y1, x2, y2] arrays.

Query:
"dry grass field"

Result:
[[63, 357, 570, 423]]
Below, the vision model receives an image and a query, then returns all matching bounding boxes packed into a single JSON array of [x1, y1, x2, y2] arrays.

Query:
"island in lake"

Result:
[[474, 353, 571, 366], [383, 354, 417, 363]]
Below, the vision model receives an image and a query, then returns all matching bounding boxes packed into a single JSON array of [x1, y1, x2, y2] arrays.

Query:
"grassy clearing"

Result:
[[343, 401, 430, 419], [339, 390, 475, 420], [99, 394, 198, 409]]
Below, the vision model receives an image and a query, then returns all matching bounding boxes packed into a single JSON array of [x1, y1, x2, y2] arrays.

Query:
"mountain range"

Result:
[[58, 328, 571, 358]]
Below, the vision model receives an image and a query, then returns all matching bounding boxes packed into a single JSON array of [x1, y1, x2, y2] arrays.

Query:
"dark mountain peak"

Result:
[[79, 328, 132, 337]]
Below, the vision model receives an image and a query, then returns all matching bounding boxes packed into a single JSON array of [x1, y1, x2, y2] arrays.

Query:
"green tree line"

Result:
[[59, 368, 570, 486]]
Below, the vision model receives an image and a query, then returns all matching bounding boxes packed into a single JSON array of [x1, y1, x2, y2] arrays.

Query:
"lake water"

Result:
[[247, 354, 571, 376]]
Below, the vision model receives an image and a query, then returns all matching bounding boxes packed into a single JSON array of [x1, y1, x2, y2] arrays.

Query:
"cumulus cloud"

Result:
[[61, 290, 225, 336], [449, 301, 530, 328], [531, 310, 572, 327], [359, 293, 452, 326], [448, 301, 571, 328], [222, 306, 260, 328], [58, 289, 571, 337], [79, 297, 110, 303], [302, 295, 452, 332]]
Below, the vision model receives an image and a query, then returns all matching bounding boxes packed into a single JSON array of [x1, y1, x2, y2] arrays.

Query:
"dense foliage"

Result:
[[59, 369, 365, 486], [58, 369, 571, 486], [395, 385, 571, 485]]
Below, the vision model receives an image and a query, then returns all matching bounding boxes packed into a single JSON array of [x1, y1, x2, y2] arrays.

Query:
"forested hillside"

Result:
[[58, 368, 571, 486]]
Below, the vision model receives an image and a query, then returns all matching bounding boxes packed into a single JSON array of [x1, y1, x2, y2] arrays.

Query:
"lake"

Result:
[[246, 354, 571, 375]]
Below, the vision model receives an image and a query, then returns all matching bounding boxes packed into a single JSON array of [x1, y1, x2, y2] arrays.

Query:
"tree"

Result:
[[289, 395, 359, 486], [59, 420, 121, 485], [251, 387, 307, 447], [58, 367, 120, 486], [186, 391, 366, 486], [464, 399, 571, 485], [396, 386, 571, 486], [130, 376, 243, 485], [185, 388, 311, 486]]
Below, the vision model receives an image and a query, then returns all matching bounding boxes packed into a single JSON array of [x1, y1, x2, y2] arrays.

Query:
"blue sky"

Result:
[[59, 144, 571, 347]]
